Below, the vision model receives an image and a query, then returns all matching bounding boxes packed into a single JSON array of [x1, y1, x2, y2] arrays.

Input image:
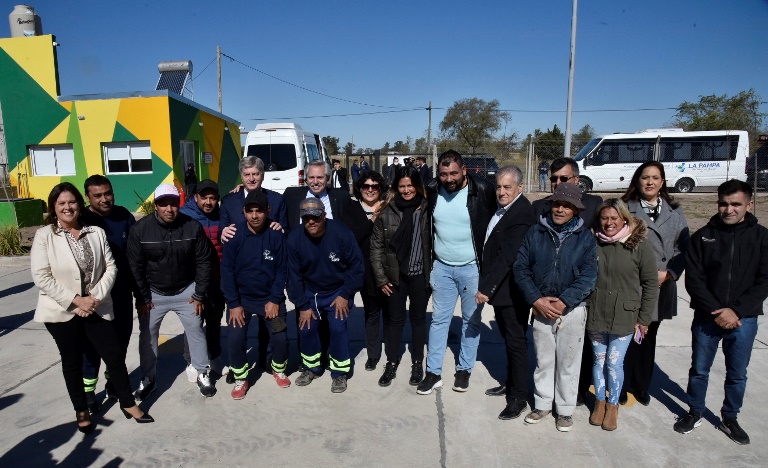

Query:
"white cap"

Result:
[[154, 184, 180, 201]]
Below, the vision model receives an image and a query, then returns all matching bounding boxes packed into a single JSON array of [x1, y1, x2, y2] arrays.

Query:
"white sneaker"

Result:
[[185, 364, 197, 383], [197, 372, 216, 397]]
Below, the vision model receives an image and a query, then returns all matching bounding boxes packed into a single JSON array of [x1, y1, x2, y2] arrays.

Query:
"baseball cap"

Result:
[[244, 189, 268, 208], [154, 184, 180, 201], [196, 179, 219, 195], [548, 182, 585, 210], [299, 197, 325, 218]]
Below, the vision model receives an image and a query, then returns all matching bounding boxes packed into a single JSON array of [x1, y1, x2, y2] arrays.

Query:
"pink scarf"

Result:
[[596, 223, 630, 244]]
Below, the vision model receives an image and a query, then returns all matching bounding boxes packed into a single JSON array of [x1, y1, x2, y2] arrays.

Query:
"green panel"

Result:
[[218, 127, 242, 192], [0, 47, 70, 167], [112, 121, 138, 142], [59, 104, 88, 189], [0, 199, 44, 227], [168, 98, 201, 177]]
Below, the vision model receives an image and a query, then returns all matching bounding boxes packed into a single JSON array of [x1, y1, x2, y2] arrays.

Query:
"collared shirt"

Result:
[[484, 192, 523, 244], [305, 189, 333, 219], [332, 170, 341, 189], [55, 221, 98, 295]]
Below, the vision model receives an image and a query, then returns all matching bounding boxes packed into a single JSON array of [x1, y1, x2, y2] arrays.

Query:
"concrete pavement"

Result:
[[0, 255, 765, 467]]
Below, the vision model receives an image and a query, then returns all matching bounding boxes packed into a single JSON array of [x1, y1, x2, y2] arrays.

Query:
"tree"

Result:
[[392, 139, 411, 154], [343, 141, 355, 157], [532, 124, 565, 161], [413, 137, 429, 154], [380, 142, 391, 153], [439, 98, 510, 154], [571, 124, 597, 154], [322, 136, 340, 156], [673, 89, 766, 142]]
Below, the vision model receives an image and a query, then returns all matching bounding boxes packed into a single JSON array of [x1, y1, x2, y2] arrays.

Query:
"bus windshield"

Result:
[[573, 138, 600, 161]]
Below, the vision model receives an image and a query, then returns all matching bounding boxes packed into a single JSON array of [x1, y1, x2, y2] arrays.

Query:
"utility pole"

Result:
[[427, 101, 432, 169], [217, 46, 222, 113], [563, 0, 578, 158]]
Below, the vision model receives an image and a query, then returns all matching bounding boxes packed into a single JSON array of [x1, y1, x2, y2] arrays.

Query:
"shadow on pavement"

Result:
[[0, 281, 34, 298], [0, 309, 35, 338]]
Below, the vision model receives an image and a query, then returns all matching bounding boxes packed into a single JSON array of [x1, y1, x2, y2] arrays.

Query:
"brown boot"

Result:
[[590, 399, 606, 426], [602, 403, 619, 431]]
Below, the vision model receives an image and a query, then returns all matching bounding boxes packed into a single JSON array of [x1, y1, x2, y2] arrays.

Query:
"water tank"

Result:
[[8, 5, 43, 37]]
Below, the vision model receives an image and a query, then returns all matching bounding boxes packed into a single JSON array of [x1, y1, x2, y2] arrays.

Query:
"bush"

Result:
[[134, 191, 155, 215], [0, 225, 25, 256]]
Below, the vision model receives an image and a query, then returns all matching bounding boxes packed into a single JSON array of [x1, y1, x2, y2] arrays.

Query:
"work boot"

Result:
[[590, 399, 606, 426], [602, 403, 619, 431]]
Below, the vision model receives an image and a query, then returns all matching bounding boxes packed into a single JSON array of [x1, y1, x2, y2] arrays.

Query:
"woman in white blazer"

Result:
[[31, 183, 153, 433]]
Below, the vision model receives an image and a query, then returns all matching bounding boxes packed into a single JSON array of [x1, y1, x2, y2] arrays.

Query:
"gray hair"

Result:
[[239, 156, 265, 174], [306, 159, 331, 178], [497, 165, 523, 185]]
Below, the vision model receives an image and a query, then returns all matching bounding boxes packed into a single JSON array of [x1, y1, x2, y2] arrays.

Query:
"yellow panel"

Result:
[[72, 100, 122, 175], [116, 96, 173, 166], [200, 112, 226, 181], [38, 114, 72, 145], [0, 35, 59, 97]]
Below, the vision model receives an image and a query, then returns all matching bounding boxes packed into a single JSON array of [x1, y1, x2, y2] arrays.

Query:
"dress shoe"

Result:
[[485, 385, 507, 397], [121, 407, 155, 423], [365, 357, 379, 371], [635, 391, 651, 406], [498, 399, 528, 420], [76, 410, 94, 434]]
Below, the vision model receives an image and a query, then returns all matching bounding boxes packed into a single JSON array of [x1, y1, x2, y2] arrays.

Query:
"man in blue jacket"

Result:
[[221, 190, 290, 399], [287, 197, 364, 393]]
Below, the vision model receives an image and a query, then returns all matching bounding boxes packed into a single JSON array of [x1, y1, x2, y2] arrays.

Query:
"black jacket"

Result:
[[478, 195, 536, 306], [127, 212, 211, 304], [283, 186, 351, 232], [427, 173, 497, 263], [685, 212, 768, 320], [532, 192, 603, 230], [342, 201, 378, 296]]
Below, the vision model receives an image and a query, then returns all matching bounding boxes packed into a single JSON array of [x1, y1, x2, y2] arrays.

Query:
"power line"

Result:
[[192, 57, 216, 80], [246, 108, 425, 121]]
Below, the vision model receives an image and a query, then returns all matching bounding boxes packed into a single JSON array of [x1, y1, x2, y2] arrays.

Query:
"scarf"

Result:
[[546, 212, 580, 234], [596, 223, 630, 244], [390, 194, 423, 272], [640, 197, 662, 222]]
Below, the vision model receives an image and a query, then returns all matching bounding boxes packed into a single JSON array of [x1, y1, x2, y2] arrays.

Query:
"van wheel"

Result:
[[674, 178, 694, 193], [578, 177, 593, 193]]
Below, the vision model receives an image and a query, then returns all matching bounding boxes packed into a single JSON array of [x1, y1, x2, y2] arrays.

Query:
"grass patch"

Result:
[[0, 225, 26, 256], [134, 191, 155, 215]]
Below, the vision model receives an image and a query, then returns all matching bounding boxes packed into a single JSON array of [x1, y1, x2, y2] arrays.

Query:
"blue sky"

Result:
[[4, 0, 767, 150]]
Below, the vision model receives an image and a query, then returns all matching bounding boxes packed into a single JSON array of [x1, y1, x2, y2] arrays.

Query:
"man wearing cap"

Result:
[[287, 197, 364, 393], [513, 182, 597, 431], [284, 160, 351, 232], [180, 179, 226, 380], [127, 183, 216, 398], [221, 190, 290, 399], [531, 157, 603, 405]]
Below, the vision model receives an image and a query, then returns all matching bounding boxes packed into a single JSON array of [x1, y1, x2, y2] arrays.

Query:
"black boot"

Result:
[[378, 362, 398, 387], [409, 360, 423, 386]]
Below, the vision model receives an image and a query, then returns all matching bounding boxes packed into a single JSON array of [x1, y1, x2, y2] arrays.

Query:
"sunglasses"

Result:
[[361, 183, 380, 191], [550, 175, 575, 183], [301, 215, 323, 223]]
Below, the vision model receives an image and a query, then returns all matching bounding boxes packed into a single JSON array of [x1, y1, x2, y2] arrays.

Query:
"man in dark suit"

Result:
[[531, 156, 602, 405], [476, 165, 537, 420], [416, 156, 432, 185], [284, 160, 351, 232], [331, 159, 350, 193]]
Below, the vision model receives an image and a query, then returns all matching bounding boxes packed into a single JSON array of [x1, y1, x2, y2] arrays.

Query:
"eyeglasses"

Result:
[[550, 175, 576, 183], [361, 183, 380, 192]]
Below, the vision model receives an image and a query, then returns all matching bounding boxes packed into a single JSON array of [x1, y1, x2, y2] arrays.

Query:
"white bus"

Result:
[[573, 129, 749, 193]]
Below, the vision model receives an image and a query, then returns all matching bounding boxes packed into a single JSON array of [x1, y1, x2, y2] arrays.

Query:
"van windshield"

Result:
[[246, 144, 297, 171], [573, 138, 600, 161]]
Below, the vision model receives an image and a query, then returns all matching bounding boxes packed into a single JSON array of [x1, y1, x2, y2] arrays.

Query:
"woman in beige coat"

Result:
[[31, 183, 152, 433]]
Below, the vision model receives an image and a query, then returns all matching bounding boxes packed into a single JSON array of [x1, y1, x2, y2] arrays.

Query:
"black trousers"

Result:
[[578, 329, 593, 397], [360, 287, 385, 361], [46, 314, 135, 411], [493, 304, 530, 402], [383, 273, 428, 363], [203, 287, 226, 360], [82, 298, 133, 384], [622, 320, 662, 395]]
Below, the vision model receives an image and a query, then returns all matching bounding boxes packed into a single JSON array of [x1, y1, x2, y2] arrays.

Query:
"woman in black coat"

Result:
[[342, 170, 388, 371]]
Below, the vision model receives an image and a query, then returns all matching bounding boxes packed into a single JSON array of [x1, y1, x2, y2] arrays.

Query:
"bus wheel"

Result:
[[674, 178, 695, 193], [578, 176, 593, 193]]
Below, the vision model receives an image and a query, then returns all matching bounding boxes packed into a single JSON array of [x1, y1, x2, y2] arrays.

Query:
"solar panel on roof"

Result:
[[156, 70, 189, 95]]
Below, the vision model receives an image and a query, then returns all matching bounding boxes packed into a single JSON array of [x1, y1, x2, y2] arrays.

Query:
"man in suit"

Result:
[[331, 159, 350, 193], [284, 160, 351, 232], [416, 156, 432, 185], [476, 165, 537, 420], [531, 156, 602, 405]]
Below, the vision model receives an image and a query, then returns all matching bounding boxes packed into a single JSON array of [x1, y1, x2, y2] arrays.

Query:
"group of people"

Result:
[[30, 152, 765, 445]]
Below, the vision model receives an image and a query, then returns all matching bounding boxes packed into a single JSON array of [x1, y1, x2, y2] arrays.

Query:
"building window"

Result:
[[30, 145, 76, 176], [104, 141, 153, 174]]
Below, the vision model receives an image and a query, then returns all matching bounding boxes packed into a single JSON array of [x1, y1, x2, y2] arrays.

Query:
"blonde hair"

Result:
[[596, 198, 636, 231]]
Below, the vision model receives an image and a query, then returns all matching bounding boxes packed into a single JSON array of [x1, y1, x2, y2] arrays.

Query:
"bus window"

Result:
[[660, 136, 739, 162], [306, 143, 320, 161]]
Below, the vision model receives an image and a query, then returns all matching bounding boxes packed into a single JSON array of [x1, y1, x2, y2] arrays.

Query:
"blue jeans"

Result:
[[589, 332, 632, 405], [539, 173, 547, 191], [687, 316, 758, 419], [426, 260, 484, 375]]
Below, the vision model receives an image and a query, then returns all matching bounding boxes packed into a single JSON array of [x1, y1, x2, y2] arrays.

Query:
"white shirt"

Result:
[[484, 192, 523, 244]]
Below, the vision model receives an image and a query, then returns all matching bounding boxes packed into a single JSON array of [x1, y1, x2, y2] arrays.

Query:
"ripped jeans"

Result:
[[589, 332, 632, 405]]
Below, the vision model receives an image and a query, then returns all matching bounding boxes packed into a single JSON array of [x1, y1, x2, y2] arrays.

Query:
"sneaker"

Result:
[[197, 372, 216, 397], [409, 361, 423, 386], [416, 372, 443, 395], [378, 362, 398, 387], [231, 380, 249, 400], [104, 379, 116, 400], [134, 377, 156, 401], [719, 418, 750, 445], [498, 399, 528, 420], [365, 357, 379, 371], [273, 371, 291, 388], [295, 369, 320, 387], [673, 411, 702, 434], [185, 364, 197, 383], [226, 372, 236, 385], [556, 415, 573, 432], [452, 370, 470, 392], [85, 391, 100, 414], [331, 375, 348, 393], [524, 409, 551, 424]]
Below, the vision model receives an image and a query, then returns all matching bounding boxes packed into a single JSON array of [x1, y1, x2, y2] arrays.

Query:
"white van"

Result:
[[573, 129, 749, 192], [244, 123, 329, 193]]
